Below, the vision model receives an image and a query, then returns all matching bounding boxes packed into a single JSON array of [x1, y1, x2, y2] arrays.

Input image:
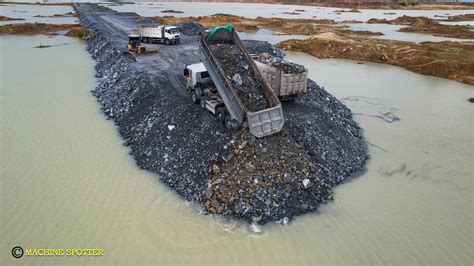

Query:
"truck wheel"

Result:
[[191, 91, 199, 104], [200, 98, 206, 109], [165, 39, 169, 45], [216, 108, 226, 122], [230, 120, 241, 130], [225, 115, 232, 129]]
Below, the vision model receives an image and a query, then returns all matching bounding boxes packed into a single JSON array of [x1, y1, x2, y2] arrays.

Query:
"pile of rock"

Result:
[[174, 21, 205, 36], [257, 53, 306, 74], [200, 129, 333, 224], [210, 43, 268, 112], [242, 39, 285, 59]]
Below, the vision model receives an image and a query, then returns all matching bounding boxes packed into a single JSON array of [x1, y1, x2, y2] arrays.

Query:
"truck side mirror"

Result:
[[184, 68, 189, 76]]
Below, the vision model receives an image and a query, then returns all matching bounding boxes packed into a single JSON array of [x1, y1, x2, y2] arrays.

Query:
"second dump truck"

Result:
[[139, 26, 180, 44], [185, 25, 284, 138], [253, 54, 308, 101]]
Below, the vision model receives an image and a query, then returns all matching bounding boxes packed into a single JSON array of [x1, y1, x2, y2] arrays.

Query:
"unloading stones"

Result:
[[75, 3, 367, 224]]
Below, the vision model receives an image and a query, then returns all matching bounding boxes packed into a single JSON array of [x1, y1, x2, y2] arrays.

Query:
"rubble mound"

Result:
[[242, 39, 284, 58], [210, 43, 268, 112], [200, 130, 332, 223], [65, 27, 90, 38], [174, 21, 204, 36], [257, 53, 306, 74]]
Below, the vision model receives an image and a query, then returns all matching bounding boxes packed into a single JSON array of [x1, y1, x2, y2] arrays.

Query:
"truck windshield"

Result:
[[169, 28, 179, 34], [200, 72, 210, 79]]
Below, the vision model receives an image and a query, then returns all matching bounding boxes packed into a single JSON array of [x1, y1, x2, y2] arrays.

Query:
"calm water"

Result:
[[0, 4, 78, 25], [1, 3, 473, 265], [111, 1, 473, 21], [106, 1, 474, 43], [238, 28, 307, 44]]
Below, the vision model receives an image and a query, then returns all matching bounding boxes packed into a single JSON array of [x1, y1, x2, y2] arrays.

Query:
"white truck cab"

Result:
[[140, 26, 180, 45], [184, 63, 211, 89], [184, 63, 227, 121]]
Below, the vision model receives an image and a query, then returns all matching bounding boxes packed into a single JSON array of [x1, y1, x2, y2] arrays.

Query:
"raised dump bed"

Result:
[[200, 26, 284, 137]]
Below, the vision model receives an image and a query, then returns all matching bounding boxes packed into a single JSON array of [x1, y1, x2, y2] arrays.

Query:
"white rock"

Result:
[[302, 178, 311, 188], [167, 125, 175, 131], [233, 73, 242, 87]]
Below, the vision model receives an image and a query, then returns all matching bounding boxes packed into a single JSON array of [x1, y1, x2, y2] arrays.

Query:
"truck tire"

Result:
[[165, 39, 169, 45], [191, 90, 199, 104], [200, 98, 206, 110], [230, 119, 240, 130], [225, 115, 232, 129], [216, 108, 226, 122]]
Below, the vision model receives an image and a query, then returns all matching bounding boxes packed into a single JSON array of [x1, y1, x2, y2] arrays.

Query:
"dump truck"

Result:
[[187, 25, 284, 138], [184, 62, 228, 121], [139, 26, 180, 45], [253, 54, 308, 101]]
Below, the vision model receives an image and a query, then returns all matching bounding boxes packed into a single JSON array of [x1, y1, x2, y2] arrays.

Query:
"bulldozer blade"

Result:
[[122, 51, 136, 62]]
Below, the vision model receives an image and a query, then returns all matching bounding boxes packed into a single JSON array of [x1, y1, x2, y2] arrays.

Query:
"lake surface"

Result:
[[1, 2, 473, 265], [106, 1, 474, 43], [111, 1, 473, 22], [0, 4, 78, 25]]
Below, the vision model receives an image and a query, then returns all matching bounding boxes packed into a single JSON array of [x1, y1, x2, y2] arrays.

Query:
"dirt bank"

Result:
[[0, 23, 79, 35], [34, 44, 51, 48], [161, 9, 184, 14], [147, 14, 335, 32], [277, 32, 474, 85], [342, 19, 363, 24], [65, 27, 90, 38], [334, 8, 361, 13], [149, 14, 382, 37], [399, 23, 474, 40], [0, 15, 24, 21], [443, 14, 474, 22], [0, 1, 71, 6], [367, 15, 474, 39], [76, 3, 367, 224], [33, 12, 78, 18]]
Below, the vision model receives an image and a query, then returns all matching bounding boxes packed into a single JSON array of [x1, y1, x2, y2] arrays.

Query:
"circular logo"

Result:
[[12, 246, 24, 258]]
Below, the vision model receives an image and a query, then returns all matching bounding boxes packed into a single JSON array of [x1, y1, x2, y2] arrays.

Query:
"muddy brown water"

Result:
[[1, 3, 473, 266]]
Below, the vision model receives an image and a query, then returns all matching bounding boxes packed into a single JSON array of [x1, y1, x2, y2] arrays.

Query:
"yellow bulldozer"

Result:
[[127, 35, 145, 54]]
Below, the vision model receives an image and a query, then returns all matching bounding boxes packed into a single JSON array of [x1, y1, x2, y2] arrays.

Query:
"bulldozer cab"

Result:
[[128, 35, 140, 49], [127, 34, 145, 54]]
